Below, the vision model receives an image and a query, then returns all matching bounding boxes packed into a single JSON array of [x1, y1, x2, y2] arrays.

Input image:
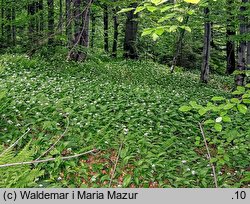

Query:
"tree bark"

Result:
[[0, 0, 4, 44], [103, 4, 109, 52], [112, 6, 119, 57], [170, 15, 190, 73], [59, 0, 63, 33], [6, 0, 11, 46], [200, 7, 212, 83], [226, 0, 236, 75], [38, 0, 44, 33], [66, 0, 72, 47], [11, 0, 16, 46], [90, 11, 95, 48], [235, 0, 248, 86], [124, 3, 139, 59], [69, 0, 92, 61], [47, 0, 54, 45]]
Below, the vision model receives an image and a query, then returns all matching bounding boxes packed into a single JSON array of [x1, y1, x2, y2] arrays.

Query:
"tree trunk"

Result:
[[103, 4, 109, 52], [112, 6, 119, 57], [124, 3, 139, 59], [28, 2, 36, 42], [69, 0, 92, 61], [1, 0, 4, 43], [66, 0, 72, 47], [170, 15, 190, 73], [59, 0, 63, 33], [235, 0, 248, 86], [11, 0, 16, 46], [47, 0, 54, 45], [6, 0, 11, 46], [38, 0, 44, 33], [90, 12, 96, 48], [226, 0, 236, 75], [200, 7, 211, 83]]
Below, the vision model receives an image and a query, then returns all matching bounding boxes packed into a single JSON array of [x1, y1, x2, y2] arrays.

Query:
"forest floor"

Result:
[[0, 54, 249, 188]]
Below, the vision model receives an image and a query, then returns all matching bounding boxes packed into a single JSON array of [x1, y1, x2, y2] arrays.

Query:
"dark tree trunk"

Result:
[[112, 6, 119, 57], [90, 12, 96, 48], [11, 0, 16, 46], [200, 7, 211, 83], [47, 0, 54, 45], [59, 0, 63, 32], [6, 0, 11, 46], [38, 0, 44, 33], [226, 0, 236, 75], [69, 0, 92, 61], [124, 3, 139, 59], [66, 0, 72, 47], [103, 4, 109, 52], [28, 2, 36, 42], [1, 0, 4, 41], [170, 15, 190, 73], [235, 0, 248, 86]]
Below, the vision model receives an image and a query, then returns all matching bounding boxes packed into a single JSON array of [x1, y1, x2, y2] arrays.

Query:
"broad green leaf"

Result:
[[231, 98, 240, 104], [223, 103, 235, 110], [214, 123, 222, 132], [198, 108, 208, 116], [117, 8, 134, 14], [237, 104, 247, 114], [243, 99, 250, 104], [123, 175, 132, 187], [134, 6, 145, 14], [204, 119, 214, 124], [211, 96, 225, 101], [179, 105, 192, 112], [147, 6, 157, 12], [222, 116, 231, 122]]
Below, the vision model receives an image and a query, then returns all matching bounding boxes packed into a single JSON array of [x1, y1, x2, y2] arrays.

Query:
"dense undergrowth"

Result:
[[0, 54, 249, 188]]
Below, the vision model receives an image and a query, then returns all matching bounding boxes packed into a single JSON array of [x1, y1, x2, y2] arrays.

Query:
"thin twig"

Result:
[[35, 117, 70, 161], [0, 149, 98, 168], [0, 128, 30, 157], [109, 140, 124, 187], [199, 122, 218, 188]]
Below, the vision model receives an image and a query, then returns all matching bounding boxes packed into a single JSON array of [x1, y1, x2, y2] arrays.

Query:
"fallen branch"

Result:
[[35, 117, 70, 161], [0, 149, 98, 168], [199, 122, 218, 188], [0, 128, 31, 158], [109, 140, 124, 187]]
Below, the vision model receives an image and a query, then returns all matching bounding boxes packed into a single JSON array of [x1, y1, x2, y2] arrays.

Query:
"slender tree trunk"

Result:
[[11, 0, 16, 46], [28, 2, 36, 42], [59, 0, 63, 33], [47, 0, 54, 45], [103, 4, 109, 52], [124, 3, 139, 59], [6, 0, 11, 46], [200, 7, 211, 83], [66, 0, 72, 47], [170, 15, 190, 73], [235, 0, 248, 86], [90, 12, 95, 48], [1, 0, 4, 41], [69, 0, 92, 61], [38, 0, 44, 33], [112, 6, 119, 57], [226, 0, 236, 75]]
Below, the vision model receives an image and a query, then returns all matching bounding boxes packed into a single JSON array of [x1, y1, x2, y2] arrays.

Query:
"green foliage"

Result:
[[180, 84, 250, 186], [1, 54, 247, 188], [0, 143, 44, 187]]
